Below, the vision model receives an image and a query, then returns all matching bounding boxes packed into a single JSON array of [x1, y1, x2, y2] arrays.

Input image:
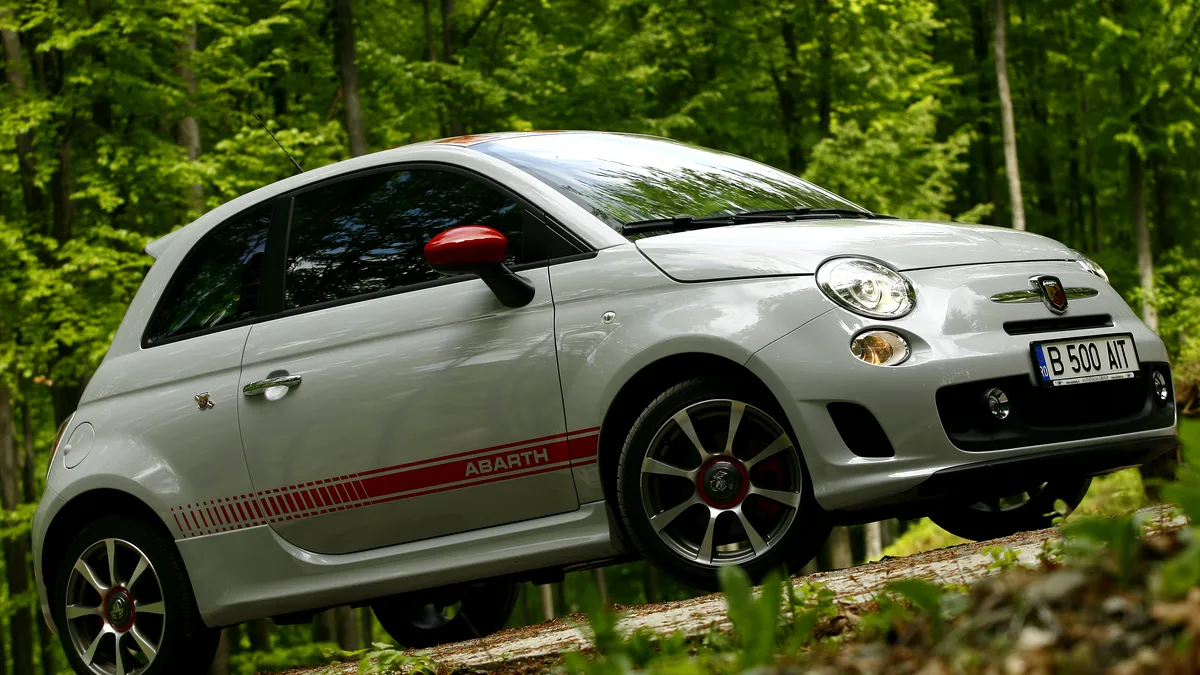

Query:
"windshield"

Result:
[[474, 133, 863, 235]]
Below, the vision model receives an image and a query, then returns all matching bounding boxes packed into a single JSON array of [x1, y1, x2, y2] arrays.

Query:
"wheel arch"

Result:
[[595, 352, 795, 518], [40, 488, 174, 601]]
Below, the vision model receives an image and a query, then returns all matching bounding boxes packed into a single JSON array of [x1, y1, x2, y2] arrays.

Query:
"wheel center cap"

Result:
[[702, 461, 744, 505], [106, 589, 134, 631]]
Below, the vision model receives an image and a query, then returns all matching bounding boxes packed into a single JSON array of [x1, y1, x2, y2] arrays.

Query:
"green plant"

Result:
[[719, 566, 783, 670], [981, 545, 1022, 571]]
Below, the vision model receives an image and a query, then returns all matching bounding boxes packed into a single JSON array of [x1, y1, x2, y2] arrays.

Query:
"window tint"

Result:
[[145, 206, 271, 344], [284, 169, 526, 310]]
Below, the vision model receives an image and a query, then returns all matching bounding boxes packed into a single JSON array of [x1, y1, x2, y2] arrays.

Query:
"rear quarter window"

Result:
[[144, 205, 271, 345]]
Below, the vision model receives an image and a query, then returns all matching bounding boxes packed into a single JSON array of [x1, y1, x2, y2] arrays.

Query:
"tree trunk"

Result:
[[1, 19, 46, 226], [359, 606, 373, 647], [176, 21, 203, 215], [772, 17, 806, 173], [993, 0, 1025, 231], [422, 0, 437, 61], [644, 564, 661, 603], [334, 0, 367, 157], [540, 584, 555, 621], [50, 135, 75, 243], [970, 0, 997, 211], [208, 629, 230, 675], [1129, 146, 1156, 330], [864, 521, 883, 561], [0, 387, 36, 675], [826, 526, 853, 570], [440, 0, 465, 136], [246, 618, 272, 651], [334, 605, 358, 650], [18, 393, 55, 675], [816, 0, 832, 138], [591, 568, 608, 607]]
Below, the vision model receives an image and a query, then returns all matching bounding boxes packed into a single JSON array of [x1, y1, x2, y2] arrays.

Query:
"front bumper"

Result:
[[747, 261, 1178, 514]]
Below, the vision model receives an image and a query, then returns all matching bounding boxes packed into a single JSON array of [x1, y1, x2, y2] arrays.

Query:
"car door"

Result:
[[236, 165, 579, 555]]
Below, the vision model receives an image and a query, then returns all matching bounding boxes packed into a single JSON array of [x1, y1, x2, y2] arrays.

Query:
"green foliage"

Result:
[[981, 545, 1023, 571], [719, 566, 783, 670], [346, 643, 438, 675], [883, 518, 971, 559]]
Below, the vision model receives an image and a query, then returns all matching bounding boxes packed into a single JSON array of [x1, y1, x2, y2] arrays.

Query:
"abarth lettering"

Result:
[[465, 447, 550, 477]]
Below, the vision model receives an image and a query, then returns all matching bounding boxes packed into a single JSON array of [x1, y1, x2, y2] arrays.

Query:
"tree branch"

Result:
[[460, 0, 502, 51]]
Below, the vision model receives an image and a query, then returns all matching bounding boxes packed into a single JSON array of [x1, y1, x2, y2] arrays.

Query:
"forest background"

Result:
[[2, 0, 1199, 672]]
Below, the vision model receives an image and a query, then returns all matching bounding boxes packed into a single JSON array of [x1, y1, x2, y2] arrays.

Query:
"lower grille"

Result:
[[828, 403, 895, 458], [936, 363, 1175, 451]]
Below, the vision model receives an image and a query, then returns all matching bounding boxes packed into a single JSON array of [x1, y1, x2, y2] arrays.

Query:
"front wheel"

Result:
[[930, 476, 1093, 541], [372, 581, 518, 648], [616, 377, 829, 590], [54, 514, 219, 675]]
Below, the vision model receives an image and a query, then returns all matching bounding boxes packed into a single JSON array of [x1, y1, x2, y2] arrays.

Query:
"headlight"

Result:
[[1071, 250, 1109, 283], [816, 257, 916, 319]]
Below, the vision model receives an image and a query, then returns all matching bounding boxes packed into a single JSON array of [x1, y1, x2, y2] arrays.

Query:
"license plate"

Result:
[[1031, 333, 1140, 387]]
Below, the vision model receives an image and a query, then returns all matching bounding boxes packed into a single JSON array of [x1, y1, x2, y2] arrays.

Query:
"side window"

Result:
[[284, 169, 528, 310], [145, 205, 271, 345]]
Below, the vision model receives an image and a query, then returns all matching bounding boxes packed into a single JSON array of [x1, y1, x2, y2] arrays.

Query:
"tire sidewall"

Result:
[[374, 581, 518, 648], [54, 514, 218, 675], [616, 377, 829, 590], [930, 476, 1093, 541]]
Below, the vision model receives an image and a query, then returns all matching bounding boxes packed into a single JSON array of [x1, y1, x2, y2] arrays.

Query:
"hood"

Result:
[[633, 219, 1076, 282]]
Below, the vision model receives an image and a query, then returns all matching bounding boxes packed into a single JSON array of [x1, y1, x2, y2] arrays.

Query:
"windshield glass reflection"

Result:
[[476, 133, 862, 234]]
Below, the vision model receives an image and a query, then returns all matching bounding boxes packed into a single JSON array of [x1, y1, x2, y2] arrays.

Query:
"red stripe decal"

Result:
[[173, 513, 184, 533], [567, 433, 599, 462], [178, 427, 598, 526]]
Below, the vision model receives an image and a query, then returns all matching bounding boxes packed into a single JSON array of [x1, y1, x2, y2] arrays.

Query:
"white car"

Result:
[[33, 131, 1177, 674]]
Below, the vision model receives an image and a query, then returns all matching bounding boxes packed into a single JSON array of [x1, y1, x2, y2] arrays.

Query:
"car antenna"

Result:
[[251, 112, 304, 174]]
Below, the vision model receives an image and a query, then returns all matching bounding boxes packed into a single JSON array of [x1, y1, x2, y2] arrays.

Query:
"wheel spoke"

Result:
[[74, 559, 108, 595], [106, 539, 119, 587], [723, 401, 745, 457], [65, 604, 102, 620], [642, 457, 694, 480], [136, 600, 165, 615], [650, 495, 700, 533], [735, 508, 768, 555], [83, 628, 108, 664], [127, 555, 149, 591], [750, 486, 802, 508], [130, 624, 158, 661], [115, 636, 126, 675], [743, 433, 792, 470], [696, 509, 719, 564], [672, 409, 709, 461]]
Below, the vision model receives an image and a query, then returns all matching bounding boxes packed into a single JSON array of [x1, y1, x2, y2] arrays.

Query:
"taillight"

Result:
[[47, 415, 74, 480]]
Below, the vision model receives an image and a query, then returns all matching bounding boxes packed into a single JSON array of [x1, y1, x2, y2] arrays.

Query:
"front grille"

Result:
[[828, 403, 895, 458], [936, 363, 1174, 451], [1003, 314, 1113, 336]]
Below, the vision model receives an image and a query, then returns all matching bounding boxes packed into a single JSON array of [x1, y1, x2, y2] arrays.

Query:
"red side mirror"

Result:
[[423, 225, 535, 308], [424, 225, 508, 273]]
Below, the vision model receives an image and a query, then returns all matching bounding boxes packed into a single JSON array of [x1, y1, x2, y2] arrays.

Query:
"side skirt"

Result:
[[180, 501, 621, 627]]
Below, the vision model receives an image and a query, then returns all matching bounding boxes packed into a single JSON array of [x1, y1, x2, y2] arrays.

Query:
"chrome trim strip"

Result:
[[990, 287, 1098, 304]]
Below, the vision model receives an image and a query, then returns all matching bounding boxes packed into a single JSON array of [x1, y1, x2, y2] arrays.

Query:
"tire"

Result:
[[373, 580, 519, 648], [930, 476, 1093, 541], [53, 514, 219, 675], [616, 376, 829, 590]]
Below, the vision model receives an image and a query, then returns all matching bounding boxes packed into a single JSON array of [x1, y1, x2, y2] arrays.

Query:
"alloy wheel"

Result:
[[64, 538, 166, 675], [639, 399, 804, 566]]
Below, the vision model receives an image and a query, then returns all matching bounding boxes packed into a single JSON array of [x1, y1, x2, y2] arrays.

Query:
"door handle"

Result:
[[243, 374, 302, 398]]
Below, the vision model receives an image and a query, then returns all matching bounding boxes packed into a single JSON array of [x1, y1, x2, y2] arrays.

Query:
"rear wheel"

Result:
[[930, 477, 1093, 541], [54, 514, 219, 675], [372, 581, 518, 648], [616, 377, 828, 590]]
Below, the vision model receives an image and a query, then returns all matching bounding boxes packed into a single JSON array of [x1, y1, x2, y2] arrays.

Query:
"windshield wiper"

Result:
[[621, 207, 895, 234], [620, 215, 742, 234], [735, 207, 897, 220]]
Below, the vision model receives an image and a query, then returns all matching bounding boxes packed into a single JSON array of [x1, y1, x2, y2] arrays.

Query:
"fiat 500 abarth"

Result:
[[34, 131, 1177, 673]]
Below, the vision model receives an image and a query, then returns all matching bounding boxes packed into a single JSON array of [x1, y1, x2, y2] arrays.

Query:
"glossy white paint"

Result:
[[31, 131, 1177, 636], [238, 269, 578, 554]]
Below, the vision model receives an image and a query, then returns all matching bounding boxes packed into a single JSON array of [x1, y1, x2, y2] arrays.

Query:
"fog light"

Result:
[[850, 330, 910, 366], [1152, 371, 1170, 404], [985, 388, 1010, 420]]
